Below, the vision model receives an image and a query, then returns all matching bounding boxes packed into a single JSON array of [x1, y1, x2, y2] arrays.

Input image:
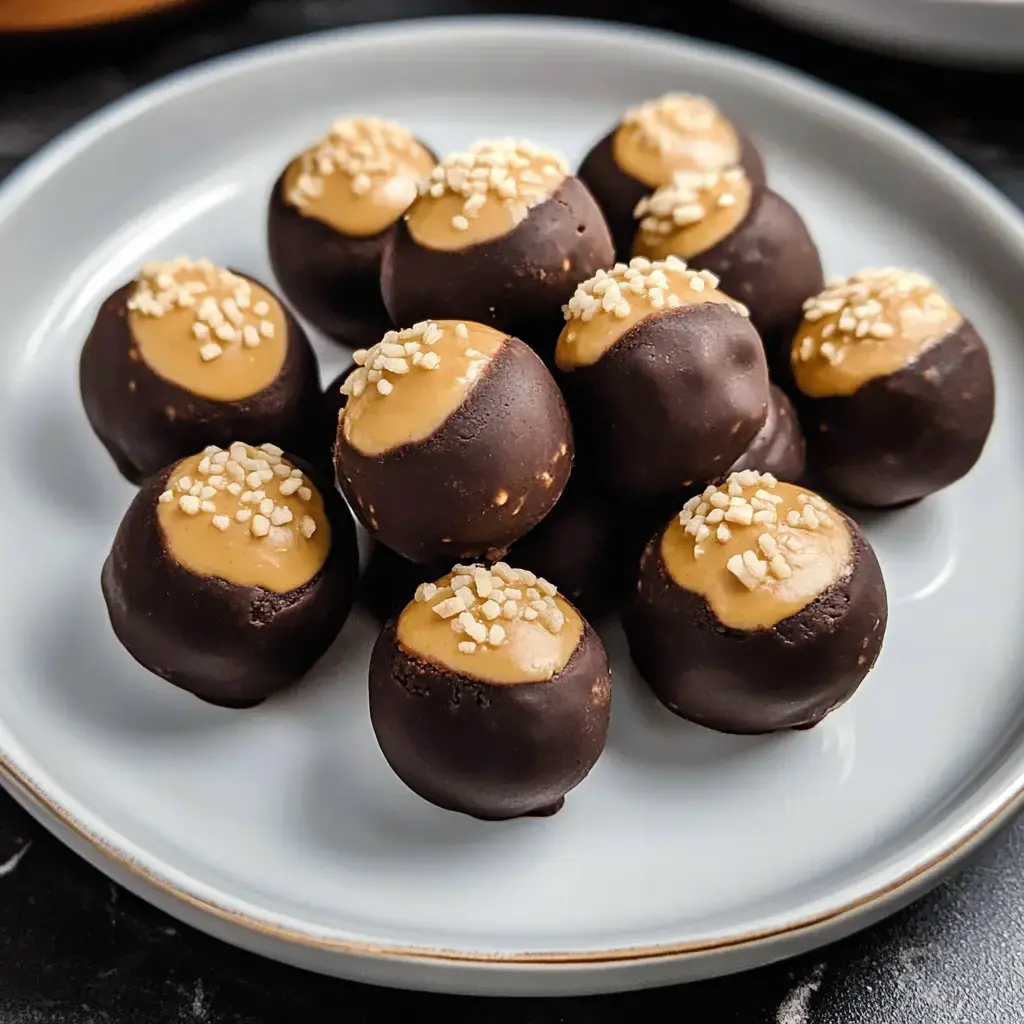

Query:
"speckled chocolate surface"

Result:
[[2, 0, 1023, 1020]]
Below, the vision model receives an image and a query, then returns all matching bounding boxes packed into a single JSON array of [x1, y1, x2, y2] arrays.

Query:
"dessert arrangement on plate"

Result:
[[80, 94, 995, 822]]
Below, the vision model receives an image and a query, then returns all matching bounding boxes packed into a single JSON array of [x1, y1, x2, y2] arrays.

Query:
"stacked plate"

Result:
[[740, 0, 1024, 65]]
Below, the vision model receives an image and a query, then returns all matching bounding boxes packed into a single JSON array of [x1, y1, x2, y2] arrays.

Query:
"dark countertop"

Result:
[[1, 2, 1022, 1021]]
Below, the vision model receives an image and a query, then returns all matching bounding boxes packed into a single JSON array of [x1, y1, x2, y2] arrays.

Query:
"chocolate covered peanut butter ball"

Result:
[[791, 268, 995, 507], [334, 319, 573, 564], [268, 116, 435, 347], [102, 442, 359, 708], [80, 258, 320, 483], [359, 475, 620, 625], [369, 562, 611, 819], [554, 256, 769, 501], [381, 139, 613, 361], [729, 384, 806, 483], [579, 92, 765, 256], [632, 167, 823, 347], [624, 470, 887, 734]]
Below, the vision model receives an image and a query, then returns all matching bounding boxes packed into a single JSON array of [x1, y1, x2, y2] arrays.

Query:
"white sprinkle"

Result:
[[251, 514, 270, 538], [178, 495, 200, 515], [211, 515, 230, 531]]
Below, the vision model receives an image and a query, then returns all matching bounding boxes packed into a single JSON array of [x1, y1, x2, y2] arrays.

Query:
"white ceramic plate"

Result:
[[0, 16, 1023, 998], [738, 0, 1024, 66]]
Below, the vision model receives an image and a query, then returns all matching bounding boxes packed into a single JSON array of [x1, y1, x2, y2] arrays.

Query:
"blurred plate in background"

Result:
[[738, 0, 1024, 66]]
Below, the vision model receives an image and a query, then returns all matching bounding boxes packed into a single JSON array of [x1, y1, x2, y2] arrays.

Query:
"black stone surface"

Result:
[[1, 1, 1022, 1020]]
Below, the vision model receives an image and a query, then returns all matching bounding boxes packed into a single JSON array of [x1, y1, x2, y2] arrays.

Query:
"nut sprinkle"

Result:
[[562, 255, 749, 324], [128, 258, 276, 363], [677, 470, 840, 590], [795, 268, 958, 367], [158, 442, 318, 542], [286, 116, 428, 209], [634, 167, 748, 236], [340, 320, 449, 398], [421, 138, 569, 232], [414, 562, 566, 653], [622, 93, 726, 156]]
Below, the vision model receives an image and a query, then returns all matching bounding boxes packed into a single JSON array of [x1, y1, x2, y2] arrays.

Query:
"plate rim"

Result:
[[2, 13, 1024, 970]]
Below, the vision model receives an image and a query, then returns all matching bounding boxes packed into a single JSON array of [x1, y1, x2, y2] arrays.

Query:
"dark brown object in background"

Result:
[[0, 0, 203, 31]]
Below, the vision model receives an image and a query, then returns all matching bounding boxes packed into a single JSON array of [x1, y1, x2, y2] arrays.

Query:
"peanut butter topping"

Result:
[[612, 93, 742, 189], [340, 319, 505, 457], [555, 256, 749, 370], [127, 258, 286, 402], [397, 563, 583, 684], [660, 471, 852, 631], [632, 167, 752, 261], [405, 139, 569, 251], [792, 268, 963, 398], [283, 116, 434, 238], [157, 443, 330, 594]]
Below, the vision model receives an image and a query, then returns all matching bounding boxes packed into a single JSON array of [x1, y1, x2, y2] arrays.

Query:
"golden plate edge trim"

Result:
[[0, 746, 1020, 966]]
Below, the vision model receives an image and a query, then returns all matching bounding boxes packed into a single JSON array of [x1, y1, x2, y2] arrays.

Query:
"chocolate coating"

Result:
[[687, 186, 823, 352], [80, 279, 321, 484], [369, 615, 611, 819], [359, 542, 446, 625], [380, 178, 614, 362], [268, 166, 408, 349], [335, 336, 573, 564], [558, 303, 769, 500], [101, 458, 359, 707], [359, 477, 620, 625], [578, 129, 765, 258], [510, 476, 621, 619], [623, 513, 887, 733], [799, 322, 995, 507], [318, 362, 355, 473], [729, 384, 806, 482]]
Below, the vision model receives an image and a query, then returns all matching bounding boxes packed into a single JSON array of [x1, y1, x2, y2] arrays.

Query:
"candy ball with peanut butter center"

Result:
[[268, 116, 436, 347], [381, 139, 614, 363], [80, 257, 320, 483], [357, 473, 622, 627], [333, 318, 573, 565], [790, 268, 995, 508], [632, 166, 823, 347], [623, 470, 887, 734], [101, 443, 359, 708], [578, 92, 766, 256], [368, 562, 611, 820], [553, 256, 769, 501]]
